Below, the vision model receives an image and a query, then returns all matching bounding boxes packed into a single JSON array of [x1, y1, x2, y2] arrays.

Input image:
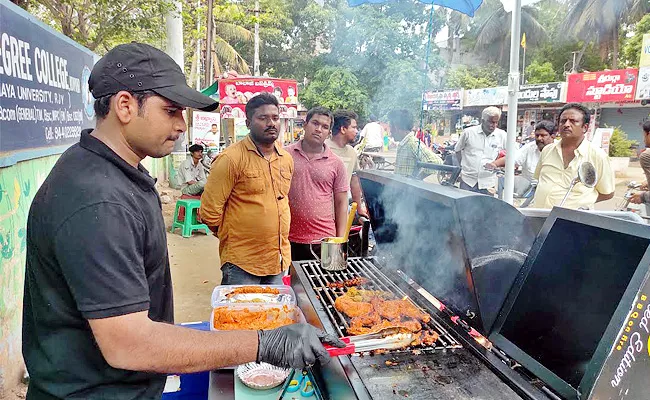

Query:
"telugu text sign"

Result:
[[0, 1, 96, 154], [518, 82, 563, 103], [464, 86, 508, 107], [422, 89, 463, 110], [191, 111, 221, 147], [566, 69, 638, 103]]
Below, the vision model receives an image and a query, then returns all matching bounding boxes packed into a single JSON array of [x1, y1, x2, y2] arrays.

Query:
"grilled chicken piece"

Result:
[[335, 294, 374, 317], [372, 298, 431, 323]]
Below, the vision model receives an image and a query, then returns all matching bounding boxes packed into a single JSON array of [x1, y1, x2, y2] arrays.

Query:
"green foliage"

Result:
[[608, 127, 637, 157], [622, 14, 650, 67], [445, 63, 506, 89], [27, 0, 172, 52], [299, 67, 369, 119], [526, 41, 607, 81], [525, 61, 557, 84]]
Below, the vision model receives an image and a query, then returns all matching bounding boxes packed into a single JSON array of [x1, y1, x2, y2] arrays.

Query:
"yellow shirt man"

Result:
[[533, 138, 614, 209]]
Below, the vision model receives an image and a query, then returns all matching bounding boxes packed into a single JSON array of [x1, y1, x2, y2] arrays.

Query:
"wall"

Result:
[[0, 155, 59, 392], [600, 106, 650, 145]]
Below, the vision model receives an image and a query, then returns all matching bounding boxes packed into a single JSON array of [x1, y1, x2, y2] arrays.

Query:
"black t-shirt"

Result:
[[23, 130, 174, 399]]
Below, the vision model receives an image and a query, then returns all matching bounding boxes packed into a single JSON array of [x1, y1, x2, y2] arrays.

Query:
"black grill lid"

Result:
[[358, 170, 536, 334]]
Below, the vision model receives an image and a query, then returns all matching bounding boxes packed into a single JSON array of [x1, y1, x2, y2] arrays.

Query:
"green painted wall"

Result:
[[0, 154, 59, 391]]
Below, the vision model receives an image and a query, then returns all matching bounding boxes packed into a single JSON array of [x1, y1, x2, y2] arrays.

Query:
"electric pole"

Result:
[[254, 0, 260, 76], [204, 0, 214, 86]]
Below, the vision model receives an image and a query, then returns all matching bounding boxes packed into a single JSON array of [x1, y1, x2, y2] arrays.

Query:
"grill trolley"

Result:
[[287, 171, 650, 400]]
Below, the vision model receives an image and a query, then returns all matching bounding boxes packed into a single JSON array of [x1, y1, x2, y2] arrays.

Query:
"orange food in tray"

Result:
[[225, 286, 281, 298], [212, 305, 295, 330]]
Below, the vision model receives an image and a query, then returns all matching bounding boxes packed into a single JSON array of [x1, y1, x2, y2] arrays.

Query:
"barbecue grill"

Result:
[[289, 170, 650, 400]]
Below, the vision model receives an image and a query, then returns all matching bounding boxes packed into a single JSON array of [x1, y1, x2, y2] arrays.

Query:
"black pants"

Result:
[[290, 242, 320, 262], [220, 262, 284, 285], [460, 180, 491, 195]]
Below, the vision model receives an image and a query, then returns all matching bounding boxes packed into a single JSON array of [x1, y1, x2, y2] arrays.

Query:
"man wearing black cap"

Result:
[[22, 42, 343, 399]]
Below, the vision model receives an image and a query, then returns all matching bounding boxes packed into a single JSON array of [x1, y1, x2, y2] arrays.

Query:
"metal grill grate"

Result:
[[296, 257, 462, 351]]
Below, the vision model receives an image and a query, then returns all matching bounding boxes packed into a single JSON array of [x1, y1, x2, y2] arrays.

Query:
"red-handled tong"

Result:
[[324, 328, 414, 357]]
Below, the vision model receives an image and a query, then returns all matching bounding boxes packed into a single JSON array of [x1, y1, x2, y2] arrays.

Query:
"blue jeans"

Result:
[[220, 262, 285, 285]]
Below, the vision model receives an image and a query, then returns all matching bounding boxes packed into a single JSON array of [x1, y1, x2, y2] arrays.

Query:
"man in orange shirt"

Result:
[[201, 93, 293, 284]]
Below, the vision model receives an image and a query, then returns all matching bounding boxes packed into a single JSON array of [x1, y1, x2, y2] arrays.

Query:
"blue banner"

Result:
[[0, 0, 96, 161]]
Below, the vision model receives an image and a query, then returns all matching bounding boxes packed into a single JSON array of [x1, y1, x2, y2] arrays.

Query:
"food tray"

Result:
[[211, 285, 295, 308], [210, 304, 305, 331]]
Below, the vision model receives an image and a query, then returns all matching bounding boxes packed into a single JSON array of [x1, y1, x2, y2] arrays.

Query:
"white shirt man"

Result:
[[514, 141, 540, 182], [455, 107, 506, 193], [360, 120, 383, 150]]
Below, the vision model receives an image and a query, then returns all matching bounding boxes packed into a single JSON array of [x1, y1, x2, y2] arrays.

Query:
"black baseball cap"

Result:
[[89, 42, 218, 111]]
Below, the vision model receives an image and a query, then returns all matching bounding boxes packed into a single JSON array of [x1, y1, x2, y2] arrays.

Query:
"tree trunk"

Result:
[[574, 41, 589, 72], [611, 27, 619, 70]]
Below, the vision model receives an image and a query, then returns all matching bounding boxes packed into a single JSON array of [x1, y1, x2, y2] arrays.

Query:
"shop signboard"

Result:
[[464, 86, 508, 107], [567, 69, 638, 103], [518, 82, 563, 103], [218, 78, 298, 119], [191, 111, 220, 147], [635, 67, 650, 101], [0, 1, 97, 163], [422, 89, 463, 110], [635, 36, 650, 101], [639, 34, 650, 68]]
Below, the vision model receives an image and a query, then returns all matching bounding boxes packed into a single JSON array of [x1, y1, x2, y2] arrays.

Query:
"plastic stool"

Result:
[[170, 199, 210, 238], [178, 194, 201, 222]]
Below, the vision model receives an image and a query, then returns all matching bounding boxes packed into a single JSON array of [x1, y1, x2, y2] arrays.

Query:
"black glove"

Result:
[[257, 323, 346, 369]]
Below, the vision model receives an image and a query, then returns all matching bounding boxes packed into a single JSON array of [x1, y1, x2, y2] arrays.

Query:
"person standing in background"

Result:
[[360, 115, 384, 152], [533, 103, 614, 209], [455, 107, 507, 195], [201, 93, 293, 285], [326, 110, 369, 218], [629, 121, 650, 205], [287, 107, 350, 261]]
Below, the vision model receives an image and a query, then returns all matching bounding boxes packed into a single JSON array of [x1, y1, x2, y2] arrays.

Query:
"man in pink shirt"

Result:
[[287, 107, 350, 261]]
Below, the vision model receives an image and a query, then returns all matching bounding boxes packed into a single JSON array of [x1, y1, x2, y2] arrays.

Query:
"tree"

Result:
[[370, 59, 428, 119], [326, 1, 443, 103], [299, 67, 369, 119], [445, 63, 507, 89], [26, 0, 171, 52], [473, 1, 547, 66], [231, 0, 335, 81], [562, 0, 649, 69], [525, 61, 557, 84], [622, 14, 650, 67], [526, 41, 607, 80]]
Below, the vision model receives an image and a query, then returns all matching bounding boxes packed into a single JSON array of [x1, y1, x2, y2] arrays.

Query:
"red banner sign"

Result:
[[566, 69, 638, 103], [218, 78, 298, 119]]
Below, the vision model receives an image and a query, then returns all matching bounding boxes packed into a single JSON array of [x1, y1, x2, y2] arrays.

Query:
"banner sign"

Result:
[[218, 78, 298, 119], [639, 34, 650, 68], [518, 82, 563, 103], [567, 69, 638, 103], [464, 86, 508, 107], [0, 1, 97, 157], [635, 67, 650, 101], [191, 111, 220, 147], [422, 89, 463, 110]]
